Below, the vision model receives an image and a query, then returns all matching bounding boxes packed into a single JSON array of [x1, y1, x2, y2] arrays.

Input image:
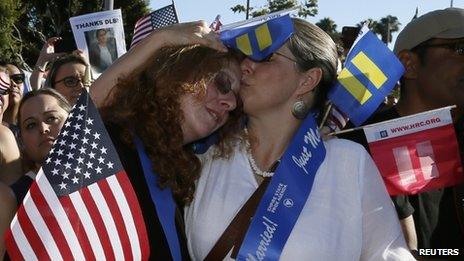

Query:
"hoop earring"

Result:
[[291, 100, 308, 119]]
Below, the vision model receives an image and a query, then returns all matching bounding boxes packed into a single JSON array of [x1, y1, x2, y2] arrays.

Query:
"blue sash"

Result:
[[236, 115, 326, 260], [133, 136, 182, 261], [191, 133, 219, 154]]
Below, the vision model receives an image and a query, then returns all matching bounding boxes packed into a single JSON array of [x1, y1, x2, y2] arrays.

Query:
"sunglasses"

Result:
[[10, 73, 25, 85], [54, 76, 83, 88], [418, 41, 464, 56], [213, 71, 234, 95], [260, 52, 297, 63]]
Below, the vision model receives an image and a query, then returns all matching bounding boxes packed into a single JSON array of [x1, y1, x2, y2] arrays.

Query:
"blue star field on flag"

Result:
[[43, 90, 123, 196]]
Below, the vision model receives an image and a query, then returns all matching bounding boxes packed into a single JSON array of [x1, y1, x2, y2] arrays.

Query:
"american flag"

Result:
[[130, 4, 179, 48], [0, 70, 10, 95], [5, 90, 150, 260], [326, 105, 349, 132], [209, 15, 223, 31]]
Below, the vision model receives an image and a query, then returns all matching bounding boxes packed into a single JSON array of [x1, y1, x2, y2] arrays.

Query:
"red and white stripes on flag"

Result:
[[6, 171, 148, 260], [0, 70, 10, 95], [364, 106, 464, 195], [209, 15, 223, 31], [131, 15, 153, 47], [326, 105, 349, 132]]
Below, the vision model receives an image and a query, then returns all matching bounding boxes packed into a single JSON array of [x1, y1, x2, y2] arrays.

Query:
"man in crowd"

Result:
[[89, 28, 117, 73], [3, 64, 25, 126], [392, 7, 464, 255], [341, 8, 464, 257]]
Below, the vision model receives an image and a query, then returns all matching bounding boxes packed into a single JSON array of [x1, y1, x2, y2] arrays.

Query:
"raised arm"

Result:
[[30, 37, 65, 90], [90, 20, 227, 108]]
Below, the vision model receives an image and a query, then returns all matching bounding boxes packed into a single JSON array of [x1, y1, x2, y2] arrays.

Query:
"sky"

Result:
[[149, 0, 464, 48]]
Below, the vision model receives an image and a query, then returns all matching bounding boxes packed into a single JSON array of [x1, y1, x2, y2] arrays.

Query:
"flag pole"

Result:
[[328, 125, 363, 136], [83, 64, 92, 90], [104, 0, 113, 10], [318, 103, 332, 129], [171, 0, 180, 22], [246, 0, 250, 19], [412, 7, 418, 20], [329, 105, 457, 136]]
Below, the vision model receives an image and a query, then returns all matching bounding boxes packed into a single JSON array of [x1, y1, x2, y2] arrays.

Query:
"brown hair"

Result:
[[45, 54, 87, 89], [17, 88, 71, 170], [288, 18, 338, 123], [101, 45, 241, 203], [18, 88, 71, 126]]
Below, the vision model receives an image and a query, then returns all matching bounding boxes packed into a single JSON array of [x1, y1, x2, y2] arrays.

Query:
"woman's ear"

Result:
[[398, 50, 419, 80], [296, 67, 322, 95]]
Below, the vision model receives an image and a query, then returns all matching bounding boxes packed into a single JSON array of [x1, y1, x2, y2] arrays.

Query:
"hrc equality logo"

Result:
[[235, 22, 273, 56], [220, 14, 294, 61], [328, 31, 404, 126], [338, 51, 387, 105]]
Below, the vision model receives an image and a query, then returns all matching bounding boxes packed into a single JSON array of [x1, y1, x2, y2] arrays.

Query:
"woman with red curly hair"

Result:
[[91, 21, 242, 260]]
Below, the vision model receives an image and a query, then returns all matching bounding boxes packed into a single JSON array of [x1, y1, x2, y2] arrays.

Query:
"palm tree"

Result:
[[374, 15, 400, 44], [231, 0, 318, 19], [356, 18, 377, 31], [316, 17, 340, 42], [316, 17, 337, 35]]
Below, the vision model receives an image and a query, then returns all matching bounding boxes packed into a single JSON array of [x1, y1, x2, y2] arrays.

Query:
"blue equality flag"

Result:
[[328, 30, 405, 126], [220, 14, 294, 61]]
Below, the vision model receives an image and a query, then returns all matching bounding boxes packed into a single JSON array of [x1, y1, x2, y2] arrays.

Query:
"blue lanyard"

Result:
[[133, 136, 182, 261], [236, 115, 326, 260]]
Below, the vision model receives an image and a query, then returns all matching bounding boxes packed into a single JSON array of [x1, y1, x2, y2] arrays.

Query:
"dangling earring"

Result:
[[292, 100, 308, 119]]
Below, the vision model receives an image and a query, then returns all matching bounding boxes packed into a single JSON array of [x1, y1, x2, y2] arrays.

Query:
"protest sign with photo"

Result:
[[70, 9, 126, 76]]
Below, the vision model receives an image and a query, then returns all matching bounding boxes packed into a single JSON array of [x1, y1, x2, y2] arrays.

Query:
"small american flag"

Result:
[[209, 15, 223, 31], [326, 105, 349, 131], [130, 4, 179, 48], [0, 70, 10, 95], [5, 90, 150, 260]]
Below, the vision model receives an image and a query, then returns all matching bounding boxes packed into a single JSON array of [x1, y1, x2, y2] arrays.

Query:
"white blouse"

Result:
[[185, 138, 414, 261]]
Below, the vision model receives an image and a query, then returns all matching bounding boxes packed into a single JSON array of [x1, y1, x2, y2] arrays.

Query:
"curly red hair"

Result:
[[101, 45, 241, 203]]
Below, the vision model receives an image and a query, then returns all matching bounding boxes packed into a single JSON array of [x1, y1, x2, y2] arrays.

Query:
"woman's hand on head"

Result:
[[156, 20, 228, 52]]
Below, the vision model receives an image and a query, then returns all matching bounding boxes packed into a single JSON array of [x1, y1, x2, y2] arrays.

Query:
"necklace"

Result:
[[244, 128, 274, 177]]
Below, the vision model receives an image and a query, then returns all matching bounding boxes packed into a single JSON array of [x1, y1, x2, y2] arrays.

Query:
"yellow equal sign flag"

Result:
[[255, 23, 272, 51], [234, 22, 274, 57], [338, 51, 388, 105], [236, 34, 252, 55]]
